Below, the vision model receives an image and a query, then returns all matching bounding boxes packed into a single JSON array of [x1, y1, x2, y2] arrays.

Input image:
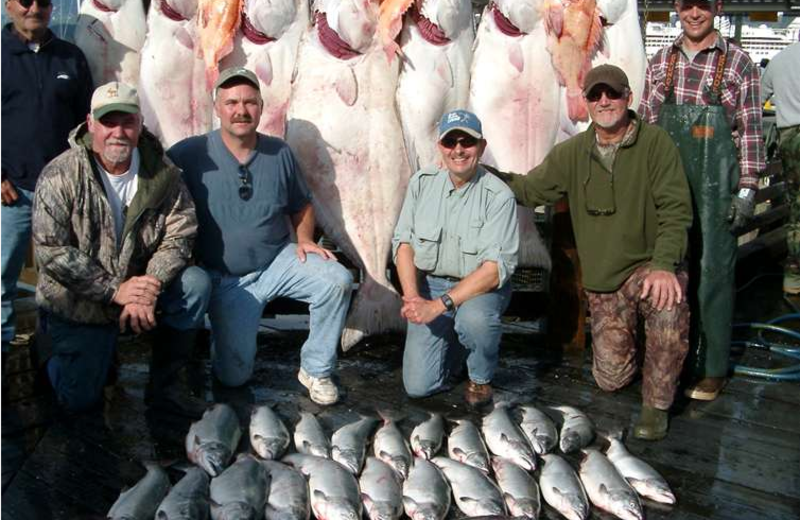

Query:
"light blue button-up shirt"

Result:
[[392, 166, 519, 286]]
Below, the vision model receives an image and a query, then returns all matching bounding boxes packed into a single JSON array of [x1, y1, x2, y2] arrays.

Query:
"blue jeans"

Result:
[[205, 243, 353, 387], [1, 187, 34, 350], [403, 275, 512, 398], [44, 266, 211, 412]]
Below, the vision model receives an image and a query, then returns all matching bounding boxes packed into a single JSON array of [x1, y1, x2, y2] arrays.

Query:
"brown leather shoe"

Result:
[[465, 381, 493, 407], [684, 377, 727, 401]]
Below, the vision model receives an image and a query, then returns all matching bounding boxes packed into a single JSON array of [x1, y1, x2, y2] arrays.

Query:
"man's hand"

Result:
[[640, 270, 682, 312], [296, 240, 337, 263], [728, 189, 756, 234], [1, 180, 19, 206], [119, 302, 157, 334], [401, 295, 446, 325], [113, 275, 162, 307]]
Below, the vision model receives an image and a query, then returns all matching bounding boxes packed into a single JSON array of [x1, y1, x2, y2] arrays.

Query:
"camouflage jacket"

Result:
[[32, 122, 197, 325]]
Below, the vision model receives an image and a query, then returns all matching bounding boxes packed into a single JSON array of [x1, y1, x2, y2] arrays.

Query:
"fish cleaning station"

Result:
[[1, 0, 799, 519]]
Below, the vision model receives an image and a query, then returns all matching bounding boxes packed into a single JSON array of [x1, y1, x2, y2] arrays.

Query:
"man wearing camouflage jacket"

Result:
[[32, 82, 210, 415]]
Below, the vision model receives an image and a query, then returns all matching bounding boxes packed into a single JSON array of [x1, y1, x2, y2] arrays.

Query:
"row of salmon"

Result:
[[107, 402, 674, 520]]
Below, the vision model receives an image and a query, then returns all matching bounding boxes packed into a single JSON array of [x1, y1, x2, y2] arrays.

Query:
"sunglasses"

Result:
[[16, 0, 52, 8], [440, 134, 479, 150], [238, 165, 253, 201], [585, 86, 625, 103]]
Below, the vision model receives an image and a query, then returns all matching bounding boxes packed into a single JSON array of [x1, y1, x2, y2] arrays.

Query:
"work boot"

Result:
[[145, 326, 208, 418], [633, 405, 669, 441], [464, 381, 493, 407], [298, 367, 340, 405], [684, 377, 727, 401]]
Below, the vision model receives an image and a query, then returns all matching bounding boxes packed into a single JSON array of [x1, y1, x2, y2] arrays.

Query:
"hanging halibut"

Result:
[[220, 0, 310, 137], [469, 0, 554, 269], [74, 0, 147, 87], [396, 0, 474, 171], [286, 0, 412, 350], [139, 0, 213, 146]]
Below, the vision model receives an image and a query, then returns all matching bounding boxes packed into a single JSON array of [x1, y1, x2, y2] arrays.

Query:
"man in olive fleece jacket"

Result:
[[487, 65, 693, 440]]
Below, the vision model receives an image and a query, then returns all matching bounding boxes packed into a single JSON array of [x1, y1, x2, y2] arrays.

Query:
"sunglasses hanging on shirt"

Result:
[[238, 165, 253, 201]]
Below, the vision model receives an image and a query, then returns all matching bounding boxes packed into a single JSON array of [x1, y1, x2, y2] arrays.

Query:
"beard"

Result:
[[102, 139, 133, 166]]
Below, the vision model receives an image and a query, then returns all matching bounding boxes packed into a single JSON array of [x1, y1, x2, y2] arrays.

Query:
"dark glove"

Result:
[[727, 189, 756, 233]]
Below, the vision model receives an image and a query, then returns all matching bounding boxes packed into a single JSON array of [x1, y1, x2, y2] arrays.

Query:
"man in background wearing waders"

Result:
[[761, 41, 800, 296], [640, 0, 765, 401]]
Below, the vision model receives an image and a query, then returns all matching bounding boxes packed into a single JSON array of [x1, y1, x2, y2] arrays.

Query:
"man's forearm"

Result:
[[396, 244, 420, 298], [291, 203, 316, 243], [448, 261, 500, 307]]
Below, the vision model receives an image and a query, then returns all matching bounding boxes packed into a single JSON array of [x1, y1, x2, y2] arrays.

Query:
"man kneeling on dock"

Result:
[[393, 110, 519, 407], [32, 82, 211, 417], [486, 65, 693, 440]]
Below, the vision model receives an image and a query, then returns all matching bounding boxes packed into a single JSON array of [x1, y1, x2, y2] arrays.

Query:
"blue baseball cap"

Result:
[[438, 110, 483, 140]]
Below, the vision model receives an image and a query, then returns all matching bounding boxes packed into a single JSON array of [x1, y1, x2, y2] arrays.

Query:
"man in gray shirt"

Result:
[[392, 110, 519, 406], [761, 41, 800, 294]]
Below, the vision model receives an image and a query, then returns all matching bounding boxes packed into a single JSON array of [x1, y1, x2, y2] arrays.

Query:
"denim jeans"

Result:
[[1, 187, 34, 350], [205, 243, 353, 387], [403, 275, 512, 398], [44, 266, 211, 412]]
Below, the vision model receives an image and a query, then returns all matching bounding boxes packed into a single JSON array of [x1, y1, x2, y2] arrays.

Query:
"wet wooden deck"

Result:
[[2, 261, 799, 520]]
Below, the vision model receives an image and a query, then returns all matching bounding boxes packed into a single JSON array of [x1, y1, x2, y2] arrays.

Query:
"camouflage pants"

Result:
[[586, 264, 690, 409], [780, 126, 800, 291]]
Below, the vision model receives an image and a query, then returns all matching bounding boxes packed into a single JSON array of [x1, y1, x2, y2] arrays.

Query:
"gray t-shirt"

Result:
[[168, 130, 311, 275]]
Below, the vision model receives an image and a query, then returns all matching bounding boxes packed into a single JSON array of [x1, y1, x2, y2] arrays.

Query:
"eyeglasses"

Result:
[[583, 168, 616, 216], [16, 0, 52, 8], [440, 134, 479, 150], [585, 86, 625, 103], [238, 165, 253, 201]]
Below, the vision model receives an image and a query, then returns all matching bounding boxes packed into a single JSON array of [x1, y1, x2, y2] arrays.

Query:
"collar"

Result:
[[672, 29, 726, 55], [444, 167, 483, 194], [2, 23, 53, 54]]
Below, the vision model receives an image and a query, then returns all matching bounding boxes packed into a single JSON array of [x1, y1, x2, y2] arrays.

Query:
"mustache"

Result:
[[232, 116, 253, 123], [106, 138, 133, 147]]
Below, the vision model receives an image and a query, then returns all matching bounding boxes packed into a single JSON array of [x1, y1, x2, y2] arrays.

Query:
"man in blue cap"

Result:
[[392, 109, 519, 406]]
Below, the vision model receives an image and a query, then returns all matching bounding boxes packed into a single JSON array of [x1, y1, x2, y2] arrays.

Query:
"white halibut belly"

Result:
[[74, 0, 147, 87], [396, 22, 473, 172], [469, 13, 556, 269], [139, 14, 213, 147], [287, 37, 411, 349]]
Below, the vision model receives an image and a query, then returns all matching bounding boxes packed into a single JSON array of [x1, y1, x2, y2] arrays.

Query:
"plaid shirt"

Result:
[[639, 32, 764, 189]]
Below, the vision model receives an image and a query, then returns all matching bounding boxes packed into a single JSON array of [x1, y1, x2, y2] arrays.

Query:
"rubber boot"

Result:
[[633, 405, 669, 441], [145, 326, 208, 418]]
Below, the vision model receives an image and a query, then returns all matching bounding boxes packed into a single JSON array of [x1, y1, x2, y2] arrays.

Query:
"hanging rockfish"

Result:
[[198, 0, 243, 89], [220, 0, 310, 137], [558, 0, 646, 139], [396, 0, 474, 172], [286, 0, 412, 350], [543, 0, 603, 122], [74, 0, 147, 87], [469, 0, 554, 269], [139, 0, 213, 146]]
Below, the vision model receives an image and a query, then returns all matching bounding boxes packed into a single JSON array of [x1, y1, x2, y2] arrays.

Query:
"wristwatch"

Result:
[[440, 293, 456, 312]]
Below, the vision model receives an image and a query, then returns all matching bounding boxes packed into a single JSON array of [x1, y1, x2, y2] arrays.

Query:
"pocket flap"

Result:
[[416, 225, 442, 242]]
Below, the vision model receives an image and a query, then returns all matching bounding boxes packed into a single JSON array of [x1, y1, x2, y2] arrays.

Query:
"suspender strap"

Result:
[[664, 47, 680, 102]]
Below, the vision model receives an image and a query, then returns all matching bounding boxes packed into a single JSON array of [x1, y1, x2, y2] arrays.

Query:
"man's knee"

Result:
[[325, 264, 354, 295], [593, 364, 636, 392], [213, 366, 252, 388], [454, 306, 500, 341], [177, 266, 212, 309], [403, 372, 441, 399]]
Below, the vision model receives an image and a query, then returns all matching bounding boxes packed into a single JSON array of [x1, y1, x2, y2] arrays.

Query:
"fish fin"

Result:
[[403, 496, 418, 511], [314, 489, 329, 501], [175, 26, 194, 50], [435, 54, 455, 87], [256, 54, 274, 86], [334, 67, 358, 106], [451, 447, 466, 457], [599, 483, 610, 498], [544, 1, 564, 38], [459, 496, 480, 504], [508, 42, 524, 73], [378, 0, 414, 61], [566, 88, 588, 121], [586, 8, 605, 56], [504, 493, 517, 507]]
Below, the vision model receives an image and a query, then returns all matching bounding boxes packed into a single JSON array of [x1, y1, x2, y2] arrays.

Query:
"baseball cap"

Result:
[[438, 110, 483, 140], [91, 82, 140, 120], [582, 64, 630, 95], [214, 67, 260, 90]]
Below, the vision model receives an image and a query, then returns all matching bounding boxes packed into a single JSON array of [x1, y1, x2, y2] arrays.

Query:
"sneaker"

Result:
[[784, 276, 800, 295], [684, 377, 726, 401], [298, 368, 339, 405], [633, 405, 669, 441], [464, 381, 493, 407]]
